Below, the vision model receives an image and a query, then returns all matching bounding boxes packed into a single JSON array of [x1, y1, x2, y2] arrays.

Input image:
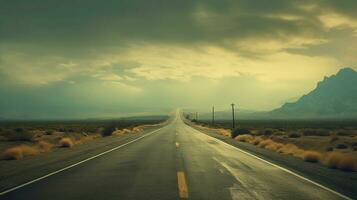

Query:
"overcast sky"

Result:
[[0, 0, 356, 119]]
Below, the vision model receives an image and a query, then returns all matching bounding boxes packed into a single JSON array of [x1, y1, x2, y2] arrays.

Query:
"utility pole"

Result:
[[196, 112, 198, 121], [212, 106, 215, 125], [231, 103, 235, 129]]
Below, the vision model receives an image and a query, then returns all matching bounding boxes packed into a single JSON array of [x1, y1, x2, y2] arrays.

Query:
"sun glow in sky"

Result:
[[0, 0, 356, 119]]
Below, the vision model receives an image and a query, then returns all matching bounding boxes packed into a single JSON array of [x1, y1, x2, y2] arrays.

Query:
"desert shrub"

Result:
[[252, 137, 263, 145], [235, 134, 253, 143], [101, 126, 116, 137], [2, 145, 39, 160], [258, 139, 275, 148], [265, 142, 284, 151], [37, 141, 53, 152], [335, 143, 348, 149], [288, 132, 301, 138], [216, 129, 231, 137], [303, 151, 322, 163], [132, 127, 143, 134], [59, 138, 74, 147], [278, 143, 304, 156], [338, 157, 356, 171], [325, 152, 356, 171], [231, 128, 250, 138]]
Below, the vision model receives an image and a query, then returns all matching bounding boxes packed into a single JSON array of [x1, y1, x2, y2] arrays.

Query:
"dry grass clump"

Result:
[[251, 137, 263, 145], [2, 145, 39, 160], [265, 142, 284, 151], [217, 129, 231, 137], [256, 139, 284, 151], [235, 134, 254, 143], [302, 151, 322, 163], [59, 137, 74, 148], [76, 134, 99, 144], [258, 139, 274, 148], [231, 128, 251, 138], [132, 127, 143, 134], [277, 143, 304, 157], [230, 133, 356, 172], [37, 141, 54, 152], [324, 152, 356, 171]]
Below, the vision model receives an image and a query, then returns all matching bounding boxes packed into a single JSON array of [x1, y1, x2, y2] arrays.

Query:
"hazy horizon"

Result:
[[1, 1, 357, 119]]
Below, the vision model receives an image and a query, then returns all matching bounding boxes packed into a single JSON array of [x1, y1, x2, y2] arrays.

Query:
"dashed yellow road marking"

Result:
[[177, 171, 189, 198], [176, 142, 180, 148]]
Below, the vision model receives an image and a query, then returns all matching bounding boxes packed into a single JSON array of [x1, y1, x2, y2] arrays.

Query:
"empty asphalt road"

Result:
[[0, 112, 351, 200]]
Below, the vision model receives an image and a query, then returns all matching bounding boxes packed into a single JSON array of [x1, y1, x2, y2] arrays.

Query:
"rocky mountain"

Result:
[[271, 67, 357, 119]]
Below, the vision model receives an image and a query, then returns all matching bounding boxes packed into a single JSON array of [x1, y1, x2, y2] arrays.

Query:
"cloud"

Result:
[[0, 0, 356, 118], [319, 13, 357, 36], [120, 45, 339, 83]]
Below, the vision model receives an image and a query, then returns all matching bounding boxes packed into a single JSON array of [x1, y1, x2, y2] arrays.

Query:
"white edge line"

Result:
[[0, 127, 163, 196], [189, 126, 353, 200]]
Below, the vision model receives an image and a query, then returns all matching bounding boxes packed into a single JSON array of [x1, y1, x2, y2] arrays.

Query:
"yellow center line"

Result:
[[177, 171, 189, 199], [176, 142, 180, 148]]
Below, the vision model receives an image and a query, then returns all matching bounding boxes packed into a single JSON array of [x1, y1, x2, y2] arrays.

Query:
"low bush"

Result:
[[265, 142, 284, 151], [2, 145, 39, 160], [303, 151, 321, 163], [101, 126, 116, 137], [231, 128, 250, 138], [235, 134, 253, 143], [59, 138, 74, 148], [252, 137, 263, 145], [278, 143, 304, 156], [258, 139, 274, 148], [37, 141, 54, 152], [325, 152, 356, 171]]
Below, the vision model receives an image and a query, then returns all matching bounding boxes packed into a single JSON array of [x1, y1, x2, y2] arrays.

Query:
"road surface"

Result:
[[0, 112, 350, 200]]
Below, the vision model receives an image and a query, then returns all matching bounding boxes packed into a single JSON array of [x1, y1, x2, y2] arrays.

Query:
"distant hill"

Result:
[[191, 68, 357, 120], [271, 67, 357, 119]]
